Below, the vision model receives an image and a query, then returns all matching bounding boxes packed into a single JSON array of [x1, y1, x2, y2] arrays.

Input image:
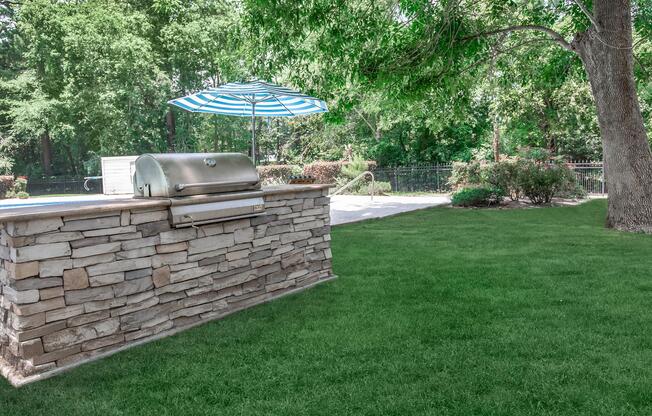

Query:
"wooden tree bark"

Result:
[[489, 36, 503, 162], [40, 130, 52, 177], [492, 120, 501, 162], [571, 0, 652, 232], [474, 0, 652, 231], [165, 108, 176, 152]]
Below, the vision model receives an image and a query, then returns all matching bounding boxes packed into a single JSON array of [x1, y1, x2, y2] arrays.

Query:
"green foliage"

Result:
[[5, 177, 28, 199], [556, 181, 588, 200], [302, 159, 376, 185], [365, 181, 392, 195], [0, 176, 14, 199], [0, 151, 13, 175], [451, 149, 579, 204], [335, 155, 377, 193], [481, 159, 522, 201], [0, 0, 255, 176], [340, 155, 368, 180], [244, 0, 651, 167], [451, 186, 505, 207], [0, 0, 649, 179], [517, 160, 576, 205], [256, 164, 300, 185], [448, 161, 484, 190], [303, 161, 345, 184], [518, 147, 553, 162]]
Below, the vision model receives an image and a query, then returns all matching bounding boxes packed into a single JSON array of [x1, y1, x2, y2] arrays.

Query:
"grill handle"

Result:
[[175, 180, 259, 192]]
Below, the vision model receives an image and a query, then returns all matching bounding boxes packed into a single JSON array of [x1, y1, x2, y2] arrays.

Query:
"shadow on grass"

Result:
[[2, 199, 651, 416]]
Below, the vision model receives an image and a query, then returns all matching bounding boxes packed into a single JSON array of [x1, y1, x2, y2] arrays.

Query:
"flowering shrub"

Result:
[[0, 176, 14, 199], [449, 156, 579, 205], [448, 161, 484, 190], [303, 160, 377, 184], [5, 177, 29, 199], [303, 161, 343, 184], [480, 158, 523, 201], [517, 160, 576, 204]]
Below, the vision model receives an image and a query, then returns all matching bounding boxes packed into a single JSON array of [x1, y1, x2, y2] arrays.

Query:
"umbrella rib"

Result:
[[272, 96, 296, 116], [191, 90, 230, 112], [196, 93, 253, 115]]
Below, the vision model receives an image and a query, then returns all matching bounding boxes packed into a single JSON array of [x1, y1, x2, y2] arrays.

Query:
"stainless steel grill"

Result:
[[133, 153, 265, 228]]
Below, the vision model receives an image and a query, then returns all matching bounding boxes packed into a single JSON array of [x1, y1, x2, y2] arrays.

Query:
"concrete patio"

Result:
[[330, 194, 450, 225], [0, 193, 451, 226]]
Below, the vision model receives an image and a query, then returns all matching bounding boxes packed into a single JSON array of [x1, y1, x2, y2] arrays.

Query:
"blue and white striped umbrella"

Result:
[[168, 81, 328, 164]]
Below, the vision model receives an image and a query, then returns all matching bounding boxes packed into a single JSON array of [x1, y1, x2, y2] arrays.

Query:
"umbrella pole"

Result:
[[251, 103, 256, 165]]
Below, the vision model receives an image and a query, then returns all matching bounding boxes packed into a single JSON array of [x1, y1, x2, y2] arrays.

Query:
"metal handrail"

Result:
[[83, 176, 102, 192], [331, 171, 375, 201]]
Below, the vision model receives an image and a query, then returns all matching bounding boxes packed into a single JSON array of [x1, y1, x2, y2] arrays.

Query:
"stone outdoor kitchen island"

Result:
[[0, 184, 333, 386]]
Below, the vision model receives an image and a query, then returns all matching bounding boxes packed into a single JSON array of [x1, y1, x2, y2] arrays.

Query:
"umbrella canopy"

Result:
[[168, 80, 328, 164]]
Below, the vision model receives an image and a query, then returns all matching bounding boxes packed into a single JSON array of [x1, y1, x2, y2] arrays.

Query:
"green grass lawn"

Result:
[[2, 199, 651, 415]]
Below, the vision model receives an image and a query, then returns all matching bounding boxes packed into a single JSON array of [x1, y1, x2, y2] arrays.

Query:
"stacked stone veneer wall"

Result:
[[0, 188, 332, 384]]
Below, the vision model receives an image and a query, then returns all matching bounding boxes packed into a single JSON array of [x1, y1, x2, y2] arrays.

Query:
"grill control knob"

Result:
[[204, 158, 217, 167]]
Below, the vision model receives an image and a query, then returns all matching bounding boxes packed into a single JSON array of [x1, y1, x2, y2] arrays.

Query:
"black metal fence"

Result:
[[21, 161, 606, 197], [372, 162, 606, 195], [372, 165, 453, 193], [26, 177, 103, 196]]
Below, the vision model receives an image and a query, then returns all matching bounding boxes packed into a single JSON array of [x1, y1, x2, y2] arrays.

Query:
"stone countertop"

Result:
[[0, 184, 333, 223]]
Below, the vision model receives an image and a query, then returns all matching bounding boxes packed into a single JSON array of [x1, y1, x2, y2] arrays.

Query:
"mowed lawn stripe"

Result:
[[1, 199, 650, 415]]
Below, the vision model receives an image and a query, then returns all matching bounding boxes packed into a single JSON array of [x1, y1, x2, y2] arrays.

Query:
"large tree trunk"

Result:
[[492, 119, 501, 162], [40, 130, 53, 177], [165, 109, 176, 152], [488, 37, 502, 162], [573, 0, 652, 232]]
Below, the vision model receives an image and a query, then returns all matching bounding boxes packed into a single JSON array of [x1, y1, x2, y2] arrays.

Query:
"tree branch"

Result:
[[462, 25, 575, 53], [455, 38, 558, 78], [353, 108, 377, 137], [571, 0, 600, 31]]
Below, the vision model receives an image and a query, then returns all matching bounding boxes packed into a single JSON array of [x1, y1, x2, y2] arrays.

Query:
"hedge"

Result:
[[0, 176, 14, 199], [303, 160, 377, 184], [257, 165, 300, 185]]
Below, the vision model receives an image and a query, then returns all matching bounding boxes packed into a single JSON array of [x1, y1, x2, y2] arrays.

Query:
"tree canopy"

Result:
[[0, 0, 650, 177]]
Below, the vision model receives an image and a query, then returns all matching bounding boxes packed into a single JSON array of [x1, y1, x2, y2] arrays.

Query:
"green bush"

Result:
[[303, 161, 343, 184], [336, 156, 370, 192], [363, 181, 392, 195], [451, 186, 505, 207], [518, 147, 552, 162], [0, 176, 14, 199], [481, 159, 522, 201], [516, 160, 575, 204], [557, 181, 588, 199], [257, 164, 301, 185], [303, 159, 377, 184], [450, 155, 581, 205], [340, 156, 368, 180], [6, 178, 28, 199], [448, 161, 484, 190]]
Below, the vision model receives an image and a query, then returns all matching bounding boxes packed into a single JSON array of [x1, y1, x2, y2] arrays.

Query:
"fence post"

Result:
[[393, 168, 398, 192], [601, 164, 605, 195]]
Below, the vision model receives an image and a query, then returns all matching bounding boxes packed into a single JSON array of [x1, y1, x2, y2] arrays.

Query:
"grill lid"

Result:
[[133, 153, 260, 198]]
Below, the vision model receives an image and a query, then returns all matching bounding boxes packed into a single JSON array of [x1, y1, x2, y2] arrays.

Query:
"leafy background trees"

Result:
[[0, 0, 649, 177]]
